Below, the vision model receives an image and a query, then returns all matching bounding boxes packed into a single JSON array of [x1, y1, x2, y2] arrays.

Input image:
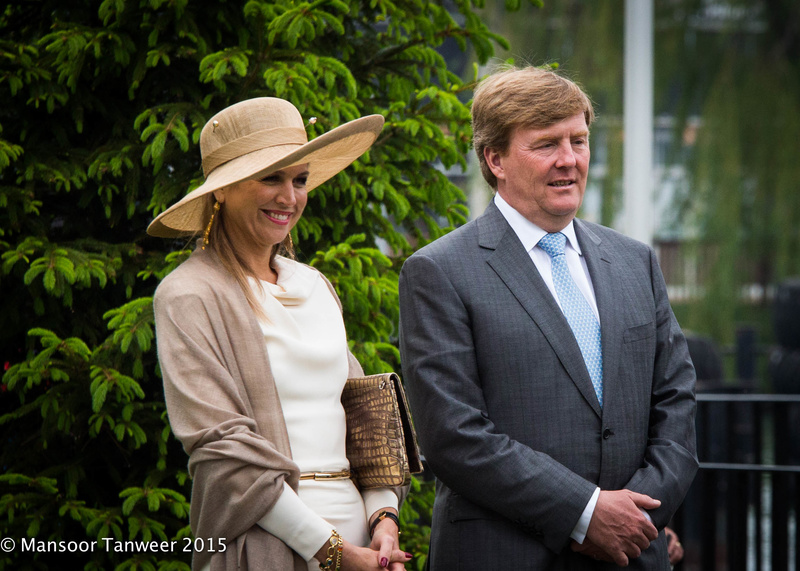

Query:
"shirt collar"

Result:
[[493, 193, 582, 256]]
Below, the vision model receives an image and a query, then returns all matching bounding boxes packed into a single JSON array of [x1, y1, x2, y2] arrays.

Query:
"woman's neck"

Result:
[[224, 227, 280, 283], [247, 250, 279, 284]]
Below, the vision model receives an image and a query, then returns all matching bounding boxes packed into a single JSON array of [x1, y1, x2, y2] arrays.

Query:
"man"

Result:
[[398, 65, 698, 569]]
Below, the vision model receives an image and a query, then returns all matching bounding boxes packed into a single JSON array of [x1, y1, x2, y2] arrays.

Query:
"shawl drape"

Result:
[[154, 246, 366, 570]]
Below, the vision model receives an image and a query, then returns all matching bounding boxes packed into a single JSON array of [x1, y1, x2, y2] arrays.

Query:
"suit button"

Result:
[[603, 428, 614, 439]]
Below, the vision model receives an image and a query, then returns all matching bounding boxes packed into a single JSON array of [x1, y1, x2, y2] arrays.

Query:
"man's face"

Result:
[[485, 112, 590, 232]]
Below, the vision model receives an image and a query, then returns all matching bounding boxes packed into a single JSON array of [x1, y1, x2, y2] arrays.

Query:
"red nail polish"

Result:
[[380, 557, 389, 567], [405, 552, 413, 558]]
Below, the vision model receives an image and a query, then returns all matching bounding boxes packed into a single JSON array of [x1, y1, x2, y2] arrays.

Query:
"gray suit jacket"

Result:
[[399, 202, 698, 570]]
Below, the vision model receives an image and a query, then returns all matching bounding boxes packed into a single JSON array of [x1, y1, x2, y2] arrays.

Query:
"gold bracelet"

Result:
[[319, 529, 343, 571], [334, 531, 343, 571]]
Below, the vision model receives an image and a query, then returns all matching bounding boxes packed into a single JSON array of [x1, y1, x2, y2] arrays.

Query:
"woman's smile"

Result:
[[263, 210, 294, 224]]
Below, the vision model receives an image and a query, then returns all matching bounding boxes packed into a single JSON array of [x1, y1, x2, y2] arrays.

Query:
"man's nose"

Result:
[[554, 141, 577, 168]]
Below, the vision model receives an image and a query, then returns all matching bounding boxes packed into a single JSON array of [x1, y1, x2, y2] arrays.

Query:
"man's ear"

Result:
[[484, 148, 505, 181]]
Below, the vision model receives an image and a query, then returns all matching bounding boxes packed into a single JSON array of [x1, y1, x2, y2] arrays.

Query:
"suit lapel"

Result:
[[479, 204, 602, 417]]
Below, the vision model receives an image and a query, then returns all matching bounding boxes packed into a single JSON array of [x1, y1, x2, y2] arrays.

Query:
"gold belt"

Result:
[[299, 470, 352, 481]]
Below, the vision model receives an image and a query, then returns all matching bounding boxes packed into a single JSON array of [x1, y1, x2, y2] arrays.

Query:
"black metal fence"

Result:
[[674, 393, 800, 571]]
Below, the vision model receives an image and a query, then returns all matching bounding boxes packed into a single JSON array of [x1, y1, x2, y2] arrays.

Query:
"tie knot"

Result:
[[538, 232, 567, 258]]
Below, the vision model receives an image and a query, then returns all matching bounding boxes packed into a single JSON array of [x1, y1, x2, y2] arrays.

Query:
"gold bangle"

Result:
[[319, 529, 343, 571]]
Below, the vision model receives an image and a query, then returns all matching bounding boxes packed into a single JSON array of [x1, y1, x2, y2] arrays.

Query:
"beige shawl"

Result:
[[154, 246, 365, 570]]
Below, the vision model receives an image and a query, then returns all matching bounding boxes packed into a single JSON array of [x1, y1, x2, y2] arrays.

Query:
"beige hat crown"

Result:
[[147, 97, 384, 238]]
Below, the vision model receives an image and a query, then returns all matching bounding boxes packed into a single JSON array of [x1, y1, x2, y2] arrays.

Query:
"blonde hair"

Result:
[[472, 64, 595, 189], [206, 197, 295, 322]]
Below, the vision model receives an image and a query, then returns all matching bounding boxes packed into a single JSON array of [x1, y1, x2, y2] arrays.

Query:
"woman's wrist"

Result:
[[368, 509, 400, 538], [368, 507, 398, 525]]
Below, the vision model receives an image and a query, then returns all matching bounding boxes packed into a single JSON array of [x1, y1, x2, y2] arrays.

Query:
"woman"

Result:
[[148, 98, 410, 571]]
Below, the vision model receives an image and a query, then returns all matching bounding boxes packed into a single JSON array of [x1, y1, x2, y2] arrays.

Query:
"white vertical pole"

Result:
[[623, 0, 654, 246]]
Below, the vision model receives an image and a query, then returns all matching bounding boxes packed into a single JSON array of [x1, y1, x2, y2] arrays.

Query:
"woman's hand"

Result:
[[342, 538, 410, 570], [314, 533, 411, 571], [368, 509, 409, 570]]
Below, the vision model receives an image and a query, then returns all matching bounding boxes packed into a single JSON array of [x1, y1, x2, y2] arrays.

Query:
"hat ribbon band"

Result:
[[202, 126, 308, 176]]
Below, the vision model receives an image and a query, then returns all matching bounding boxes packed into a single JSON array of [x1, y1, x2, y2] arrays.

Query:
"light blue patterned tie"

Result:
[[538, 232, 603, 407]]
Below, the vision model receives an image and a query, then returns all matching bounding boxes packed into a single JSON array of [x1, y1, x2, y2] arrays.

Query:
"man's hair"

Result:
[[471, 65, 595, 189]]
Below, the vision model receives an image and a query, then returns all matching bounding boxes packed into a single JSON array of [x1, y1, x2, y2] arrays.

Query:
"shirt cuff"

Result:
[[570, 486, 600, 544], [257, 481, 333, 561], [362, 488, 400, 522]]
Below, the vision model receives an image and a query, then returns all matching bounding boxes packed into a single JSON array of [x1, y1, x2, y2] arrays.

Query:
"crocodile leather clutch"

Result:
[[342, 372, 423, 489]]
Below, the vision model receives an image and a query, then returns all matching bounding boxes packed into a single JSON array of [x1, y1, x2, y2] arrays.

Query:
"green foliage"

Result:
[[398, 475, 436, 571], [673, 52, 800, 342], [309, 234, 400, 372], [0, 0, 528, 568]]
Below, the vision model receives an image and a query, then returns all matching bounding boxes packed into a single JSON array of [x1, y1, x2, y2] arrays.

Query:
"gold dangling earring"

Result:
[[202, 201, 221, 250], [287, 232, 294, 251]]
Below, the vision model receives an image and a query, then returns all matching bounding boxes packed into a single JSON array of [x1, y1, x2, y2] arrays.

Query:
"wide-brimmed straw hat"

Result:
[[147, 97, 384, 238]]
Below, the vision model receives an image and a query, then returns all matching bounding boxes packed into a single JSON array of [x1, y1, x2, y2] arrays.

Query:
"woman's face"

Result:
[[215, 163, 309, 254]]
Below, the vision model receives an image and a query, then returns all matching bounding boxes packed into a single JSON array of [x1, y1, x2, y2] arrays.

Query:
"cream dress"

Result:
[[250, 256, 397, 570]]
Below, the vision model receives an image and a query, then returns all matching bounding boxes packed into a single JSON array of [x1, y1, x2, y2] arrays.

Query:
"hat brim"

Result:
[[147, 114, 384, 238]]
